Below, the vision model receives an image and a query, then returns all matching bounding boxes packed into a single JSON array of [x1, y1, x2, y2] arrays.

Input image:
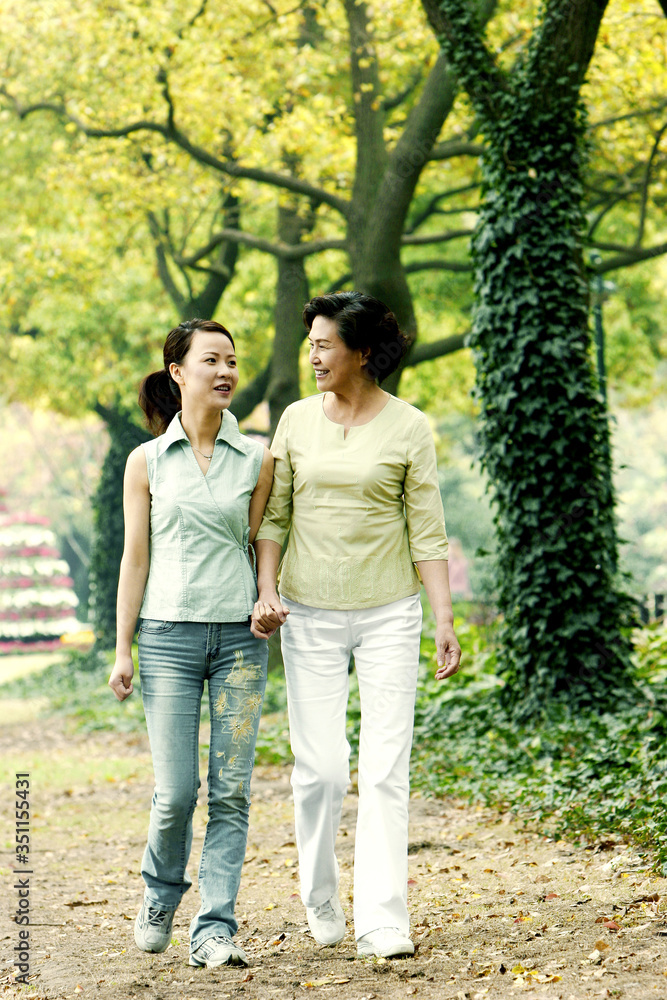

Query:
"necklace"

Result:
[[191, 444, 214, 461]]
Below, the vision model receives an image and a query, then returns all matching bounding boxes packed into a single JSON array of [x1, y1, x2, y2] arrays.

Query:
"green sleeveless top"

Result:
[[140, 411, 264, 623]]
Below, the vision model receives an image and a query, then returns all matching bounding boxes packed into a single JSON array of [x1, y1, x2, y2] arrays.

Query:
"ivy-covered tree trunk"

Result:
[[88, 407, 150, 648], [423, 0, 634, 716]]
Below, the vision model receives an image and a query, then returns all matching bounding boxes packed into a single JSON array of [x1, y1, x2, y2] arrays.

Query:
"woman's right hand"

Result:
[[108, 654, 135, 701], [251, 592, 290, 640]]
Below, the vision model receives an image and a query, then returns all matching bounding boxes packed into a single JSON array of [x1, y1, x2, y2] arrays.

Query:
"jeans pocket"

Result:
[[138, 619, 177, 635]]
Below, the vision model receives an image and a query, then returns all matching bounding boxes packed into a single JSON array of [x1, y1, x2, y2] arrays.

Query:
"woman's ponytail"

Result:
[[138, 369, 181, 436]]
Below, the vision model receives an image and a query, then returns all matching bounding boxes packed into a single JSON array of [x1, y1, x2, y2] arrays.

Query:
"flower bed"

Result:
[[0, 509, 82, 650]]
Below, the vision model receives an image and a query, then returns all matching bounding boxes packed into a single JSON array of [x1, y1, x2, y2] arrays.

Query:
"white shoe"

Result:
[[134, 899, 177, 953], [306, 894, 346, 945], [357, 926, 414, 958], [189, 935, 248, 967]]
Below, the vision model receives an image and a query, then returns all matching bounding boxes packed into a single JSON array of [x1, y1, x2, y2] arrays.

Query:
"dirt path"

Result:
[[1, 717, 666, 1000]]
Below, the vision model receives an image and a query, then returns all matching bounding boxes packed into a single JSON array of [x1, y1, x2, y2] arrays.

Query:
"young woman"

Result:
[[108, 319, 273, 969], [252, 292, 461, 959]]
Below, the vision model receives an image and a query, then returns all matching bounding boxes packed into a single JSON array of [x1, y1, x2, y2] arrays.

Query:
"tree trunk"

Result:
[[267, 204, 310, 437], [89, 406, 150, 648], [346, 1, 497, 393], [422, 0, 634, 716]]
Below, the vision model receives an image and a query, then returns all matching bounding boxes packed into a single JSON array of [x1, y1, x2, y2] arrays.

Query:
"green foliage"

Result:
[[89, 410, 150, 647], [412, 616, 667, 873], [435, 0, 635, 717]]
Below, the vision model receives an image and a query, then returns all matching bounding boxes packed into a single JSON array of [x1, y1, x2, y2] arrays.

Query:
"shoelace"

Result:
[[146, 906, 171, 927], [312, 901, 336, 919]]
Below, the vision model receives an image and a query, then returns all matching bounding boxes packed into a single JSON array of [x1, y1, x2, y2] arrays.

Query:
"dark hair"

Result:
[[302, 292, 408, 382], [138, 319, 235, 435]]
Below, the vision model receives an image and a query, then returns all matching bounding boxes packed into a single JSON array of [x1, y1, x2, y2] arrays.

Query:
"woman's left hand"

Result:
[[434, 623, 461, 680], [251, 600, 287, 640]]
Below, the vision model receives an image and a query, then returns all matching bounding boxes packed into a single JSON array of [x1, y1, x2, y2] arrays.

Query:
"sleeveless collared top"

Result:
[[139, 411, 264, 623]]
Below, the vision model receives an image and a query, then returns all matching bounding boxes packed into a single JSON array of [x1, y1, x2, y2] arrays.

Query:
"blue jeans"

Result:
[[137, 620, 267, 952]]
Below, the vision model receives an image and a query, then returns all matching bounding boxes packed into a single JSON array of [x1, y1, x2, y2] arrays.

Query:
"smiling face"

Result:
[[169, 329, 239, 411], [308, 315, 370, 393]]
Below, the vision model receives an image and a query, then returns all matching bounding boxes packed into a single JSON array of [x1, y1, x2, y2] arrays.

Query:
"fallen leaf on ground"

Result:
[[64, 899, 108, 907], [300, 975, 351, 987]]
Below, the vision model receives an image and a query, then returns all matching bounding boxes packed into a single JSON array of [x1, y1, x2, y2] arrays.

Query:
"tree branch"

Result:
[[403, 332, 468, 366], [524, 0, 611, 106], [587, 99, 667, 131], [175, 229, 347, 265], [406, 183, 481, 233], [636, 120, 667, 246], [146, 211, 188, 314], [382, 68, 425, 112], [368, 51, 460, 254], [593, 240, 667, 273], [402, 228, 473, 246], [230, 361, 272, 421], [324, 273, 353, 293], [404, 258, 474, 274], [428, 139, 485, 160], [420, 0, 507, 123], [586, 191, 636, 239], [191, 193, 241, 318], [0, 87, 351, 218]]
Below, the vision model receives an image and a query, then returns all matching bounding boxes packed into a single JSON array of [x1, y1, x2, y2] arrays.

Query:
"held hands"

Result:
[[251, 592, 290, 640], [434, 623, 462, 681], [108, 654, 135, 701]]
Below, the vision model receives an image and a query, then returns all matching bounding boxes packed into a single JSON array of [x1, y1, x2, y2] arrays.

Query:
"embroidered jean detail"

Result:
[[223, 714, 255, 746], [244, 692, 263, 717], [213, 760, 251, 805], [213, 689, 228, 719], [216, 751, 239, 777], [226, 649, 264, 688]]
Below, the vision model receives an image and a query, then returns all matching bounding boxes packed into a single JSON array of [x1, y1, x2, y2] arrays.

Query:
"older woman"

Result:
[[252, 292, 461, 959]]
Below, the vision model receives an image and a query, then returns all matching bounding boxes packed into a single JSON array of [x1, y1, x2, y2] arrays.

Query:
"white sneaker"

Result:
[[306, 894, 346, 945], [189, 935, 248, 967], [134, 899, 177, 953], [357, 926, 414, 958]]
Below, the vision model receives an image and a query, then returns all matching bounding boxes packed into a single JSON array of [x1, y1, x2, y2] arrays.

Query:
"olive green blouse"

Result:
[[255, 394, 448, 610]]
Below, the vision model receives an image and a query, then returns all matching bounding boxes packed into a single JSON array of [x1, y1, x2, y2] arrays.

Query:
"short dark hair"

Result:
[[138, 319, 235, 435], [302, 292, 408, 382]]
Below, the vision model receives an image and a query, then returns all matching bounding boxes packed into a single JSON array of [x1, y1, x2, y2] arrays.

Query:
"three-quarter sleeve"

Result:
[[255, 408, 294, 546], [404, 415, 449, 562]]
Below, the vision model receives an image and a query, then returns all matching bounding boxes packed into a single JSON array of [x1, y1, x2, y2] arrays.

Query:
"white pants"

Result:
[[280, 594, 422, 939]]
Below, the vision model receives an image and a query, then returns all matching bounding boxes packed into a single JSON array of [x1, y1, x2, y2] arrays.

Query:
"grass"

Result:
[[2, 612, 666, 871]]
